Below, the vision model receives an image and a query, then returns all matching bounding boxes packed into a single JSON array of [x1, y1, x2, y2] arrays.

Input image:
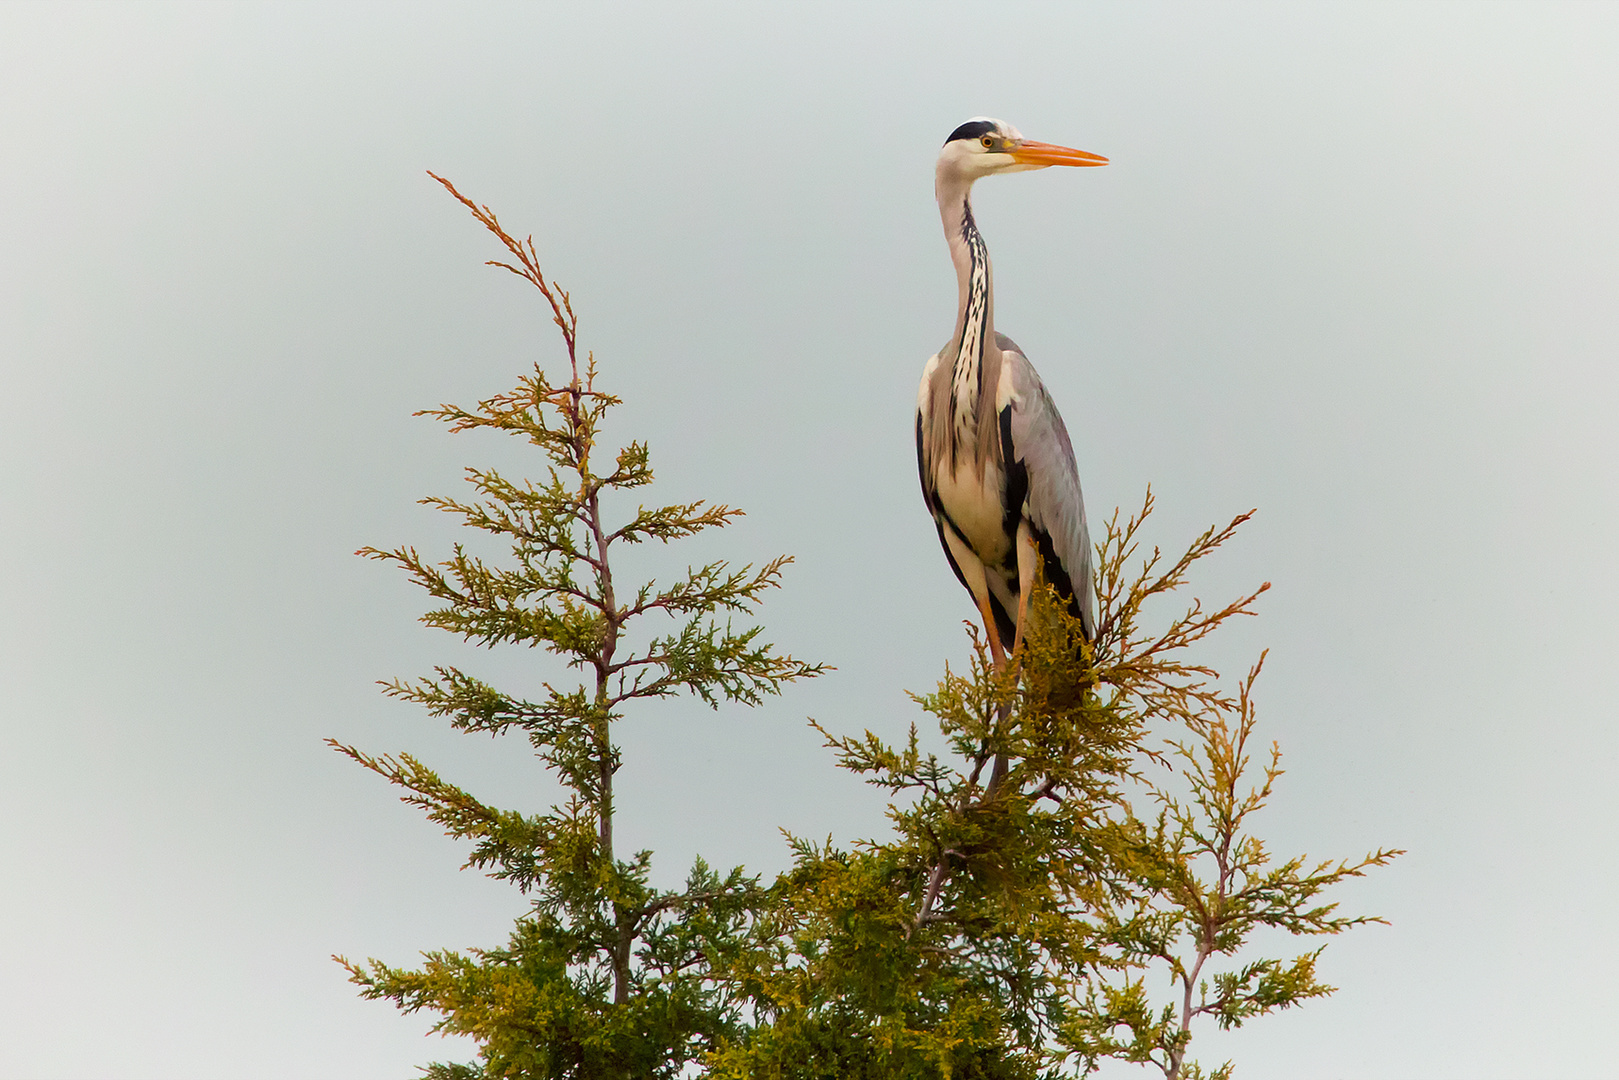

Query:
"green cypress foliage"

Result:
[[335, 183, 1397, 1080], [711, 495, 1399, 1078], [330, 175, 823, 1078]]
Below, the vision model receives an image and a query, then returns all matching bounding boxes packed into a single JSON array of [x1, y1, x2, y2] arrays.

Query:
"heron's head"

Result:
[[936, 117, 1108, 184]]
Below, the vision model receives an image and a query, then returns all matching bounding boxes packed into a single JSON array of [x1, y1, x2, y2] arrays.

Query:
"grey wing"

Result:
[[998, 335, 1096, 640]]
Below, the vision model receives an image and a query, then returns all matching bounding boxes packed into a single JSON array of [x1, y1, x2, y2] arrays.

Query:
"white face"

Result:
[[937, 118, 1046, 181]]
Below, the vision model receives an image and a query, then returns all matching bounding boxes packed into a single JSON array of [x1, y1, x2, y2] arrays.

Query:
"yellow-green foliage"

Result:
[[710, 495, 1398, 1079], [331, 177, 821, 1079], [334, 185, 1396, 1080]]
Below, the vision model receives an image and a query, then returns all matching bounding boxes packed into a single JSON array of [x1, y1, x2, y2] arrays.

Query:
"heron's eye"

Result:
[[980, 135, 996, 149]]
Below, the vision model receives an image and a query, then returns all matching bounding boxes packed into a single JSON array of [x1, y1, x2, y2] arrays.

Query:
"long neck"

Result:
[[937, 174, 994, 363], [934, 171, 1001, 473]]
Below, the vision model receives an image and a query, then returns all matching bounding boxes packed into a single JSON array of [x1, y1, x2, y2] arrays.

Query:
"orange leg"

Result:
[[986, 533, 1044, 799], [1011, 525, 1038, 657], [977, 594, 1009, 671], [1012, 591, 1029, 657], [978, 593, 1014, 796]]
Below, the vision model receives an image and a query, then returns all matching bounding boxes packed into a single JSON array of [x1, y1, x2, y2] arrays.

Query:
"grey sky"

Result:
[[1, 2, 1615, 1075]]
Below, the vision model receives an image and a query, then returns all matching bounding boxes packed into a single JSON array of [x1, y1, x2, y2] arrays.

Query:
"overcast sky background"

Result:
[[2, 2, 1616, 1076]]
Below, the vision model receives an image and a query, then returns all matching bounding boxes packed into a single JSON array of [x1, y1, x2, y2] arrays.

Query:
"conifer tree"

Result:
[[330, 174, 822, 1078], [336, 182, 1396, 1080], [708, 495, 1399, 1079]]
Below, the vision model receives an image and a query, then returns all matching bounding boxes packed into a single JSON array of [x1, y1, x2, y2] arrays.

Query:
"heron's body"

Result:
[[915, 119, 1104, 659]]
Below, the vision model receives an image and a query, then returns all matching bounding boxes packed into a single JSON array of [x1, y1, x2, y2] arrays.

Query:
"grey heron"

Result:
[[916, 118, 1107, 672]]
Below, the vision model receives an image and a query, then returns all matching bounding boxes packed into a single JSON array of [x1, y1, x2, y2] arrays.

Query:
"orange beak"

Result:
[[1008, 140, 1109, 168]]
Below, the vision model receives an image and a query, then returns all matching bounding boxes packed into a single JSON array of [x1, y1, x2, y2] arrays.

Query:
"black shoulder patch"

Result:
[[915, 410, 932, 509], [945, 119, 998, 145], [999, 404, 1029, 567]]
